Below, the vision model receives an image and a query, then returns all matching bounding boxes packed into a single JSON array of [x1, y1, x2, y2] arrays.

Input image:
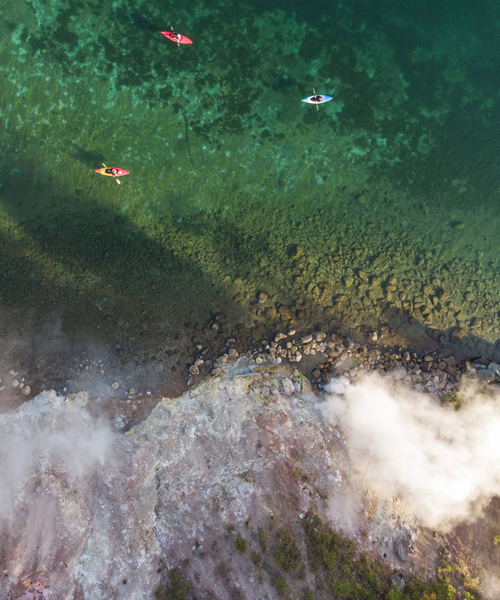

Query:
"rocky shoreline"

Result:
[[188, 324, 487, 402]]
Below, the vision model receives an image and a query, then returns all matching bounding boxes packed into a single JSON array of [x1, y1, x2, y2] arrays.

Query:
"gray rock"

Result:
[[395, 537, 410, 561], [476, 362, 500, 384], [281, 378, 294, 396], [391, 572, 405, 590]]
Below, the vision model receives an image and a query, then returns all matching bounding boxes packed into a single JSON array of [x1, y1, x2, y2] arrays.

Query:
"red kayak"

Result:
[[161, 31, 193, 45], [95, 164, 129, 184], [95, 167, 129, 177]]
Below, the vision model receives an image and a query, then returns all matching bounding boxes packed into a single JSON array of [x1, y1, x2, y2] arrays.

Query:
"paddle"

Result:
[[171, 25, 180, 47], [102, 163, 121, 184]]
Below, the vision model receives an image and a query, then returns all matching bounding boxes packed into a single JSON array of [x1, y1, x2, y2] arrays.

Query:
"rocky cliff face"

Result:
[[0, 363, 488, 599]]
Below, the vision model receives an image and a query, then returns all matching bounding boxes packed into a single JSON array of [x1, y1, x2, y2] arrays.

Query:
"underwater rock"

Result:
[[452, 328, 467, 340]]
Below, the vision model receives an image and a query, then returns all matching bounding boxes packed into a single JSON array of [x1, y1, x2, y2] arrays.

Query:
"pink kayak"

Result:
[[161, 31, 193, 45]]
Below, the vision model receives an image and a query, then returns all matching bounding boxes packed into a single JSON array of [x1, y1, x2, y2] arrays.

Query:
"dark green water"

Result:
[[1, 0, 500, 392]]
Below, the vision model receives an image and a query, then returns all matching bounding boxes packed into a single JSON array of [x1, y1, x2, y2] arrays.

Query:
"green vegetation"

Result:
[[442, 392, 465, 410], [438, 546, 478, 599], [292, 466, 309, 482], [155, 568, 192, 600], [156, 517, 478, 600], [297, 373, 305, 390], [217, 563, 230, 578], [303, 514, 464, 600], [258, 527, 268, 552], [235, 536, 248, 553], [494, 535, 500, 546], [238, 471, 255, 485], [273, 530, 302, 572], [385, 590, 404, 600], [273, 574, 288, 597], [251, 551, 262, 567]]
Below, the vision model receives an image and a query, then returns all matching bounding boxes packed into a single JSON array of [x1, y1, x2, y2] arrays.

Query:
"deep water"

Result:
[[1, 0, 500, 392]]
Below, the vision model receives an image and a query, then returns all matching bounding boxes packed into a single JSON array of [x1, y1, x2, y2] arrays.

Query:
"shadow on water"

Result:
[[69, 143, 106, 167], [0, 155, 245, 401], [0, 147, 500, 411]]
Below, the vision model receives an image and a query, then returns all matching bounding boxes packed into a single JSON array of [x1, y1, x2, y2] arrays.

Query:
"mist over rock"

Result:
[[0, 366, 496, 599]]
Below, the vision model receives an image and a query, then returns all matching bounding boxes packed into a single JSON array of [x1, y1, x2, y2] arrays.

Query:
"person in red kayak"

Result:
[[104, 168, 118, 176], [171, 32, 182, 43]]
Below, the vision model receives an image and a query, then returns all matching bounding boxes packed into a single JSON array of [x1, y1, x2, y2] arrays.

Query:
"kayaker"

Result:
[[104, 168, 117, 176], [311, 95, 323, 103], [171, 32, 182, 42]]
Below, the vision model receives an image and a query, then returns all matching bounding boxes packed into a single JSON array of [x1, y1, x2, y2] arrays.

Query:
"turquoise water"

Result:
[[2, 0, 500, 389]]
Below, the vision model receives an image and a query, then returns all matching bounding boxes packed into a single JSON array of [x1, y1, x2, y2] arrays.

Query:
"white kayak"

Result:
[[302, 94, 333, 105]]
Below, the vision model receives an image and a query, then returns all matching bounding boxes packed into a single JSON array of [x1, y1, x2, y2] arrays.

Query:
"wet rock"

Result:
[[437, 333, 451, 348], [274, 333, 287, 342], [189, 365, 200, 376], [311, 368, 322, 380], [228, 349, 239, 358], [476, 362, 500, 384], [21, 386, 31, 396], [452, 328, 467, 340]]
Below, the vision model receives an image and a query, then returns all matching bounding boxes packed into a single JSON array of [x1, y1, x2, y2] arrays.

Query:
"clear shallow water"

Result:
[[1, 0, 500, 387]]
